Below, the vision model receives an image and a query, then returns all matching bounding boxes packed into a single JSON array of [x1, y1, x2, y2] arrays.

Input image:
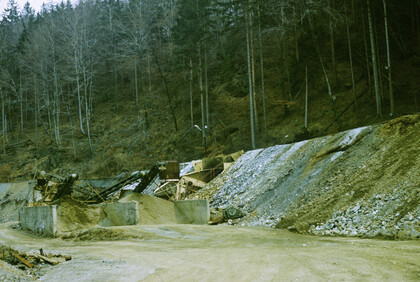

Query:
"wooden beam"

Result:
[[13, 253, 34, 268]]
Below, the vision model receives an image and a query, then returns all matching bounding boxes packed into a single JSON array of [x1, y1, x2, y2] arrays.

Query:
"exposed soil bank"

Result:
[[191, 115, 420, 239]]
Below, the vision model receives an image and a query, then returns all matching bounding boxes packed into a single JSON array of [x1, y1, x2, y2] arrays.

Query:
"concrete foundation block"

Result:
[[174, 200, 209, 224], [100, 202, 139, 226], [19, 205, 57, 236]]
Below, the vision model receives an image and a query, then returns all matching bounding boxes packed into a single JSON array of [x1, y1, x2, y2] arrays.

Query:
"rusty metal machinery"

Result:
[[34, 171, 78, 202]]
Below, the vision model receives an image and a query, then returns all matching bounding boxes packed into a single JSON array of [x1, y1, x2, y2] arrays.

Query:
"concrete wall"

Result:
[[20, 202, 139, 236], [19, 205, 57, 236], [19, 197, 209, 236], [99, 202, 139, 226], [174, 200, 209, 224]]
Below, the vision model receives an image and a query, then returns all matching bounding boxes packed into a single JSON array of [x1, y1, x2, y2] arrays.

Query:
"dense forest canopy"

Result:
[[0, 0, 418, 178]]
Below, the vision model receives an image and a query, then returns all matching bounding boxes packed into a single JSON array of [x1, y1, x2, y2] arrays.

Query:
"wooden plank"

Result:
[[13, 253, 34, 268], [33, 253, 59, 265]]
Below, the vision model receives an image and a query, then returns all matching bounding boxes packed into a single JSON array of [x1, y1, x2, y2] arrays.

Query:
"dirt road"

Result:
[[0, 223, 419, 281]]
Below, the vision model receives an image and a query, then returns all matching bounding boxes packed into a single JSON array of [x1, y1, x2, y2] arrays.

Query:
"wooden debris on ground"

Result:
[[27, 251, 72, 266], [0, 243, 71, 269], [13, 253, 34, 268]]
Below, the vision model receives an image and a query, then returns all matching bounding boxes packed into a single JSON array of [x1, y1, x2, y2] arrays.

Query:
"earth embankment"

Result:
[[191, 115, 420, 239]]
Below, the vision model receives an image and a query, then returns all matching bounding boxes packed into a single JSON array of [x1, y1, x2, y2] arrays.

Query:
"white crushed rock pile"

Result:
[[309, 189, 420, 239]]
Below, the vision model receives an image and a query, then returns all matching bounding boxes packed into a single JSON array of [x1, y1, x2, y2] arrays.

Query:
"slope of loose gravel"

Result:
[[191, 115, 420, 239]]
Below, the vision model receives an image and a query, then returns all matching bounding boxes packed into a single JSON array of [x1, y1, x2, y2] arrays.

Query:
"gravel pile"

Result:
[[309, 189, 420, 239], [192, 115, 420, 239]]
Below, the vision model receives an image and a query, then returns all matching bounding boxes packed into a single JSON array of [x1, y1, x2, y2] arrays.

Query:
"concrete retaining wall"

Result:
[[99, 202, 139, 227], [19, 198, 210, 236], [20, 202, 139, 236], [19, 205, 57, 236], [174, 200, 209, 224]]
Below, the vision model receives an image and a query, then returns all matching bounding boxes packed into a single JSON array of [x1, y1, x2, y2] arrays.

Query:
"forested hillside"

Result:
[[0, 0, 418, 180]]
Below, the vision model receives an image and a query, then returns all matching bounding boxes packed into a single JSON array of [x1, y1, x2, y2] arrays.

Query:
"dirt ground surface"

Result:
[[0, 222, 419, 281]]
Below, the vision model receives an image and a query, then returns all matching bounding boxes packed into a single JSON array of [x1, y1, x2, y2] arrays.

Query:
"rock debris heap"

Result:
[[191, 115, 420, 239]]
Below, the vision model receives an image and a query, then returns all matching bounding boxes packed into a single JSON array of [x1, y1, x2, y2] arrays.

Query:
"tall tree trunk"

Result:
[[34, 78, 39, 150], [53, 62, 60, 148], [107, 7, 118, 108], [345, 6, 358, 110], [330, 0, 337, 85], [19, 65, 23, 137], [361, 3, 372, 96], [305, 66, 308, 129], [147, 51, 152, 102], [1, 88, 6, 157], [293, 7, 299, 62], [83, 67, 93, 153], [198, 43, 206, 150], [42, 80, 51, 137], [75, 54, 86, 135], [183, 56, 186, 81], [204, 47, 209, 126], [374, 14, 384, 104], [67, 87, 76, 157], [69, 114, 76, 157], [189, 58, 194, 127], [246, 7, 256, 149], [383, 0, 394, 116], [367, 0, 383, 117], [113, 44, 118, 110], [258, 7, 268, 144], [416, 0, 420, 46], [85, 97, 93, 154], [249, 8, 259, 133], [281, 10, 292, 101], [113, 63, 118, 110], [24, 81, 28, 126], [134, 60, 140, 121], [140, 74, 149, 148]]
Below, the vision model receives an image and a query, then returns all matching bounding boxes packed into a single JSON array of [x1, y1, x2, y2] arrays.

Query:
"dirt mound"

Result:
[[119, 192, 176, 225], [191, 114, 420, 239], [59, 226, 149, 241], [56, 193, 176, 240], [55, 197, 103, 232]]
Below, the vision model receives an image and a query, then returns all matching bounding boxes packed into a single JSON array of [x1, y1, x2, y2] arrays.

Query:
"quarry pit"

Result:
[[0, 115, 419, 281]]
